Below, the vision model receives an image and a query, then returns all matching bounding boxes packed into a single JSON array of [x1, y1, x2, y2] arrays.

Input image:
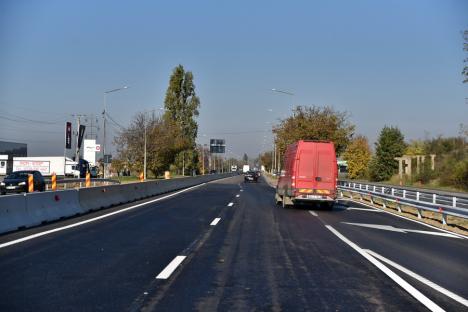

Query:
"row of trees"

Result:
[[113, 65, 202, 177], [266, 105, 467, 190]]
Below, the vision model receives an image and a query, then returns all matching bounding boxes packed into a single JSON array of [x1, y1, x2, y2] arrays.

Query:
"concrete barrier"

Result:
[[25, 190, 81, 226], [0, 194, 28, 233], [0, 173, 236, 235]]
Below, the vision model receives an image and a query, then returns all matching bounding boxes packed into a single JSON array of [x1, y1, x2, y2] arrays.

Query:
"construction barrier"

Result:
[[0, 195, 29, 234]]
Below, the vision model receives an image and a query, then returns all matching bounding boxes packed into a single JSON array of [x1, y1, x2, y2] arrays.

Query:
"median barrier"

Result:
[[0, 194, 28, 233], [25, 190, 81, 226], [0, 173, 236, 235]]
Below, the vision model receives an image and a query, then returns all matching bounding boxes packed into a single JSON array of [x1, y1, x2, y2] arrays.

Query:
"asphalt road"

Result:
[[0, 175, 466, 311]]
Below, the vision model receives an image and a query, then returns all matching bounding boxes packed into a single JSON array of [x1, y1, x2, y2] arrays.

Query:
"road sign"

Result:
[[65, 122, 72, 149], [210, 139, 225, 153], [95, 144, 101, 152], [104, 154, 112, 164]]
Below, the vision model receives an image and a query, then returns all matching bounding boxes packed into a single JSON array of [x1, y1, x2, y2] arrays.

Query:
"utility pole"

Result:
[[143, 114, 147, 180]]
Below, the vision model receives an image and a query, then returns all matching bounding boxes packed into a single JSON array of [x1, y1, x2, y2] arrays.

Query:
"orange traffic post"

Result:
[[51, 172, 57, 191], [28, 174, 34, 193], [139, 172, 144, 182], [85, 171, 91, 187]]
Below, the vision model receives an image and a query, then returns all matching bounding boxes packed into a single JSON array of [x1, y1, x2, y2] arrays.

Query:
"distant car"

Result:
[[0, 170, 46, 195], [244, 171, 258, 183], [209, 170, 217, 174]]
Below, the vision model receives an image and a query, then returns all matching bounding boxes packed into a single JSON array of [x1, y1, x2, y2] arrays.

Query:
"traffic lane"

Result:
[[317, 201, 468, 304], [147, 179, 426, 311], [0, 176, 242, 311]]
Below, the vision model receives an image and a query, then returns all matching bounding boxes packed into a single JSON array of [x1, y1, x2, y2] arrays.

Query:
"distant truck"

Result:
[[275, 140, 337, 208], [242, 165, 250, 173], [231, 165, 238, 172], [13, 157, 80, 177]]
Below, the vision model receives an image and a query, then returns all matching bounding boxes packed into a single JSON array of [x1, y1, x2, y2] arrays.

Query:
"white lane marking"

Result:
[[364, 249, 468, 307], [210, 218, 221, 226], [236, 194, 240, 198], [228, 202, 234, 207], [346, 199, 468, 240], [0, 183, 208, 249], [343, 222, 460, 238], [325, 225, 444, 312], [347, 207, 381, 212], [156, 255, 187, 279], [240, 189, 243, 192], [308, 211, 318, 217]]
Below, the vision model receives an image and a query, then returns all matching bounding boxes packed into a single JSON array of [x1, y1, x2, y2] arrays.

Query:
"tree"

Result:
[[113, 112, 184, 177], [163, 64, 201, 171], [260, 151, 273, 171], [369, 126, 406, 181], [273, 105, 355, 160], [342, 135, 371, 179], [243, 153, 248, 163]]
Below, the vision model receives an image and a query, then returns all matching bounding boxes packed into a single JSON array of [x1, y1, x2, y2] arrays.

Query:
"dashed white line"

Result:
[[0, 183, 208, 249], [227, 202, 234, 207], [345, 198, 468, 239], [364, 249, 468, 307], [236, 194, 240, 198], [240, 190, 243, 192], [156, 255, 187, 279], [308, 211, 318, 217], [210, 218, 221, 226], [347, 207, 381, 212], [325, 225, 444, 312]]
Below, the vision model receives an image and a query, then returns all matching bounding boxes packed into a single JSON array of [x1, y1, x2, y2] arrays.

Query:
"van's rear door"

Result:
[[315, 145, 335, 191], [295, 150, 317, 190]]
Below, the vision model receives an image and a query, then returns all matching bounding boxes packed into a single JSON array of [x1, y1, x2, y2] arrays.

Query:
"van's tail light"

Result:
[[291, 175, 295, 187]]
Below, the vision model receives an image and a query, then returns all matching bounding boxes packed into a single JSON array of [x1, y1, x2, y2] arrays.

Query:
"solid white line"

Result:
[[227, 202, 234, 207], [346, 199, 468, 240], [0, 183, 208, 249], [309, 211, 318, 217], [236, 194, 240, 198], [210, 218, 221, 226], [240, 190, 243, 192], [347, 207, 381, 212], [156, 255, 187, 279], [325, 225, 444, 312], [364, 249, 468, 307], [343, 222, 459, 238]]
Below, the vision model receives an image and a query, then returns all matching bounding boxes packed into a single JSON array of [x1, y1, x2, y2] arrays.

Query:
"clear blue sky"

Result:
[[1, 0, 467, 158]]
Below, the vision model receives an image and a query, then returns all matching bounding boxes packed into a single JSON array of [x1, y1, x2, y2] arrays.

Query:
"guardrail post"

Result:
[[403, 190, 406, 198], [432, 194, 436, 204], [381, 187, 385, 194], [373, 185, 376, 192], [416, 192, 420, 201], [366, 185, 368, 191], [353, 182, 356, 188], [417, 208, 422, 219], [391, 188, 394, 196], [441, 212, 447, 226], [382, 199, 386, 208], [452, 197, 456, 208]]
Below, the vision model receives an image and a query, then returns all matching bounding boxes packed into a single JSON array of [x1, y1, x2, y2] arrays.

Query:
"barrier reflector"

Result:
[[52, 173, 57, 191], [86, 172, 91, 187], [28, 174, 34, 193]]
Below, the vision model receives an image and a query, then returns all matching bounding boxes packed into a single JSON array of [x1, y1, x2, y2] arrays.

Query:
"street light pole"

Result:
[[102, 86, 128, 178]]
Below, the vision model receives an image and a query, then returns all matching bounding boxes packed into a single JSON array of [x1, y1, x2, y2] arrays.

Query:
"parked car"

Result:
[[244, 171, 258, 183], [276, 140, 337, 208], [0, 170, 46, 195]]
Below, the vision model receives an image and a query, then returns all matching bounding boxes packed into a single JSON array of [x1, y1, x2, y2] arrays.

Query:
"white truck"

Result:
[[231, 165, 238, 172], [13, 157, 79, 177], [242, 164, 250, 173]]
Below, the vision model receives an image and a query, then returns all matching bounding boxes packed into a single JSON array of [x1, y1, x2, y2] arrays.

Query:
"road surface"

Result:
[[0, 175, 466, 311]]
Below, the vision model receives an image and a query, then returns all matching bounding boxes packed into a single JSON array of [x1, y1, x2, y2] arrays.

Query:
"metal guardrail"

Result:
[[44, 178, 120, 190], [337, 181, 468, 225]]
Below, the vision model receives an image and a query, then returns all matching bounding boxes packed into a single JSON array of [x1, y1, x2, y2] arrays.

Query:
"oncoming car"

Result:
[[244, 171, 259, 183]]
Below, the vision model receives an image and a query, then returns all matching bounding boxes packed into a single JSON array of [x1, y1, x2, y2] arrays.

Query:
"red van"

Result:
[[275, 140, 338, 208]]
